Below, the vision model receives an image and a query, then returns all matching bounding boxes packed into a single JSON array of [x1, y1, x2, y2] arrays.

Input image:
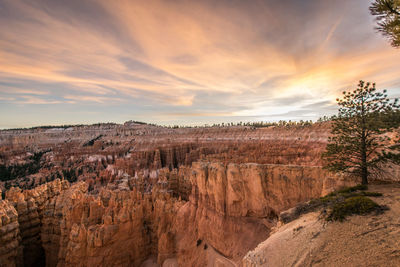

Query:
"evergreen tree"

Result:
[[370, 0, 400, 47], [323, 81, 400, 185]]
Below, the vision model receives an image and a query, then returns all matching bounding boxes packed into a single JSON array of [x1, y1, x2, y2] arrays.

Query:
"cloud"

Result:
[[16, 96, 62, 105], [0, 0, 399, 127], [0, 96, 16, 101], [63, 95, 124, 104], [0, 87, 49, 96]]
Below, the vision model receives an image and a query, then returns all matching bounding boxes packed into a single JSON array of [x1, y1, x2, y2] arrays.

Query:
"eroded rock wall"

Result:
[[0, 162, 353, 267], [39, 182, 184, 267], [0, 200, 22, 267], [173, 162, 352, 266], [3, 180, 70, 267]]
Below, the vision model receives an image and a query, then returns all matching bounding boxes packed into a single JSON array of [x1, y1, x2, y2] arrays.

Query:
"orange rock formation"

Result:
[[0, 123, 375, 266]]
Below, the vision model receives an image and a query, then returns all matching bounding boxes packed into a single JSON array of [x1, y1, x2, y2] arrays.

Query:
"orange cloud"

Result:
[[0, 0, 399, 127]]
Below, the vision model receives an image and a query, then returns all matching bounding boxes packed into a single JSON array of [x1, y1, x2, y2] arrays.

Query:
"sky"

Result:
[[0, 0, 400, 128]]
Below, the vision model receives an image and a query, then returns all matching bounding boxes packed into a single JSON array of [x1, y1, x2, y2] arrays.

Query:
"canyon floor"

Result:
[[0, 122, 398, 266]]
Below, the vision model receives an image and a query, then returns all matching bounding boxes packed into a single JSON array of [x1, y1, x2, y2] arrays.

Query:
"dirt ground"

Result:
[[244, 183, 400, 267]]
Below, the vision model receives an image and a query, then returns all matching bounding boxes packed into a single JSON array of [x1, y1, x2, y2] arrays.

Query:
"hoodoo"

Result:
[[0, 123, 361, 266]]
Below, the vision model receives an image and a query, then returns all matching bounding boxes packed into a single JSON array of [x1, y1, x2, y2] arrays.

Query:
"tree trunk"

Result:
[[361, 130, 368, 185], [361, 164, 368, 185], [360, 95, 368, 185]]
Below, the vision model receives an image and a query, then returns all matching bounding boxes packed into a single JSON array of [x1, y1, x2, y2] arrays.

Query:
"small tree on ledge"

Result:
[[323, 81, 400, 185]]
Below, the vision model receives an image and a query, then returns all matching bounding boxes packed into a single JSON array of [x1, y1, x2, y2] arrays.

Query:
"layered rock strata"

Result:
[[42, 183, 183, 267], [0, 200, 22, 267], [1, 162, 352, 267], [173, 162, 352, 266], [3, 180, 69, 267]]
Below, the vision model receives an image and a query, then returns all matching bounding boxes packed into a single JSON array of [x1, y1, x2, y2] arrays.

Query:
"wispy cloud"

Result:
[[16, 96, 62, 105], [0, 0, 399, 127], [63, 94, 124, 104]]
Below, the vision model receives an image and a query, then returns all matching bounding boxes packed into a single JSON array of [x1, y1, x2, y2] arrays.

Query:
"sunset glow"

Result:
[[1, 0, 400, 128]]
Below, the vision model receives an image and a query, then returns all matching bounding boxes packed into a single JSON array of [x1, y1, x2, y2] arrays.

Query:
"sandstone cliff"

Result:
[[0, 162, 352, 267], [0, 199, 22, 267], [172, 162, 352, 266], [2, 180, 69, 267], [47, 185, 183, 267]]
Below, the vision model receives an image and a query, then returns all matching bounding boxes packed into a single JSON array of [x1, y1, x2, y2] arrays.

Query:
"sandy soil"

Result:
[[243, 183, 400, 267]]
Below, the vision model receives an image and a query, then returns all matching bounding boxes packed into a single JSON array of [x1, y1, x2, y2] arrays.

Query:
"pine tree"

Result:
[[323, 81, 400, 185], [370, 0, 400, 47]]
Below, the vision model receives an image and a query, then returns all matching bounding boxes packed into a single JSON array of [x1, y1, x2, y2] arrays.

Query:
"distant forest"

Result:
[[2, 110, 400, 131], [0, 151, 46, 182]]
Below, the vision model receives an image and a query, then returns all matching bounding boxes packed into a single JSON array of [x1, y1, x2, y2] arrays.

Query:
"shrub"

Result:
[[281, 184, 385, 223], [327, 196, 380, 221], [360, 191, 383, 197], [336, 184, 368, 194]]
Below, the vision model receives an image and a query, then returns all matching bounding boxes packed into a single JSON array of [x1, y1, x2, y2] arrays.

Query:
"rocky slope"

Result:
[[242, 184, 400, 267]]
